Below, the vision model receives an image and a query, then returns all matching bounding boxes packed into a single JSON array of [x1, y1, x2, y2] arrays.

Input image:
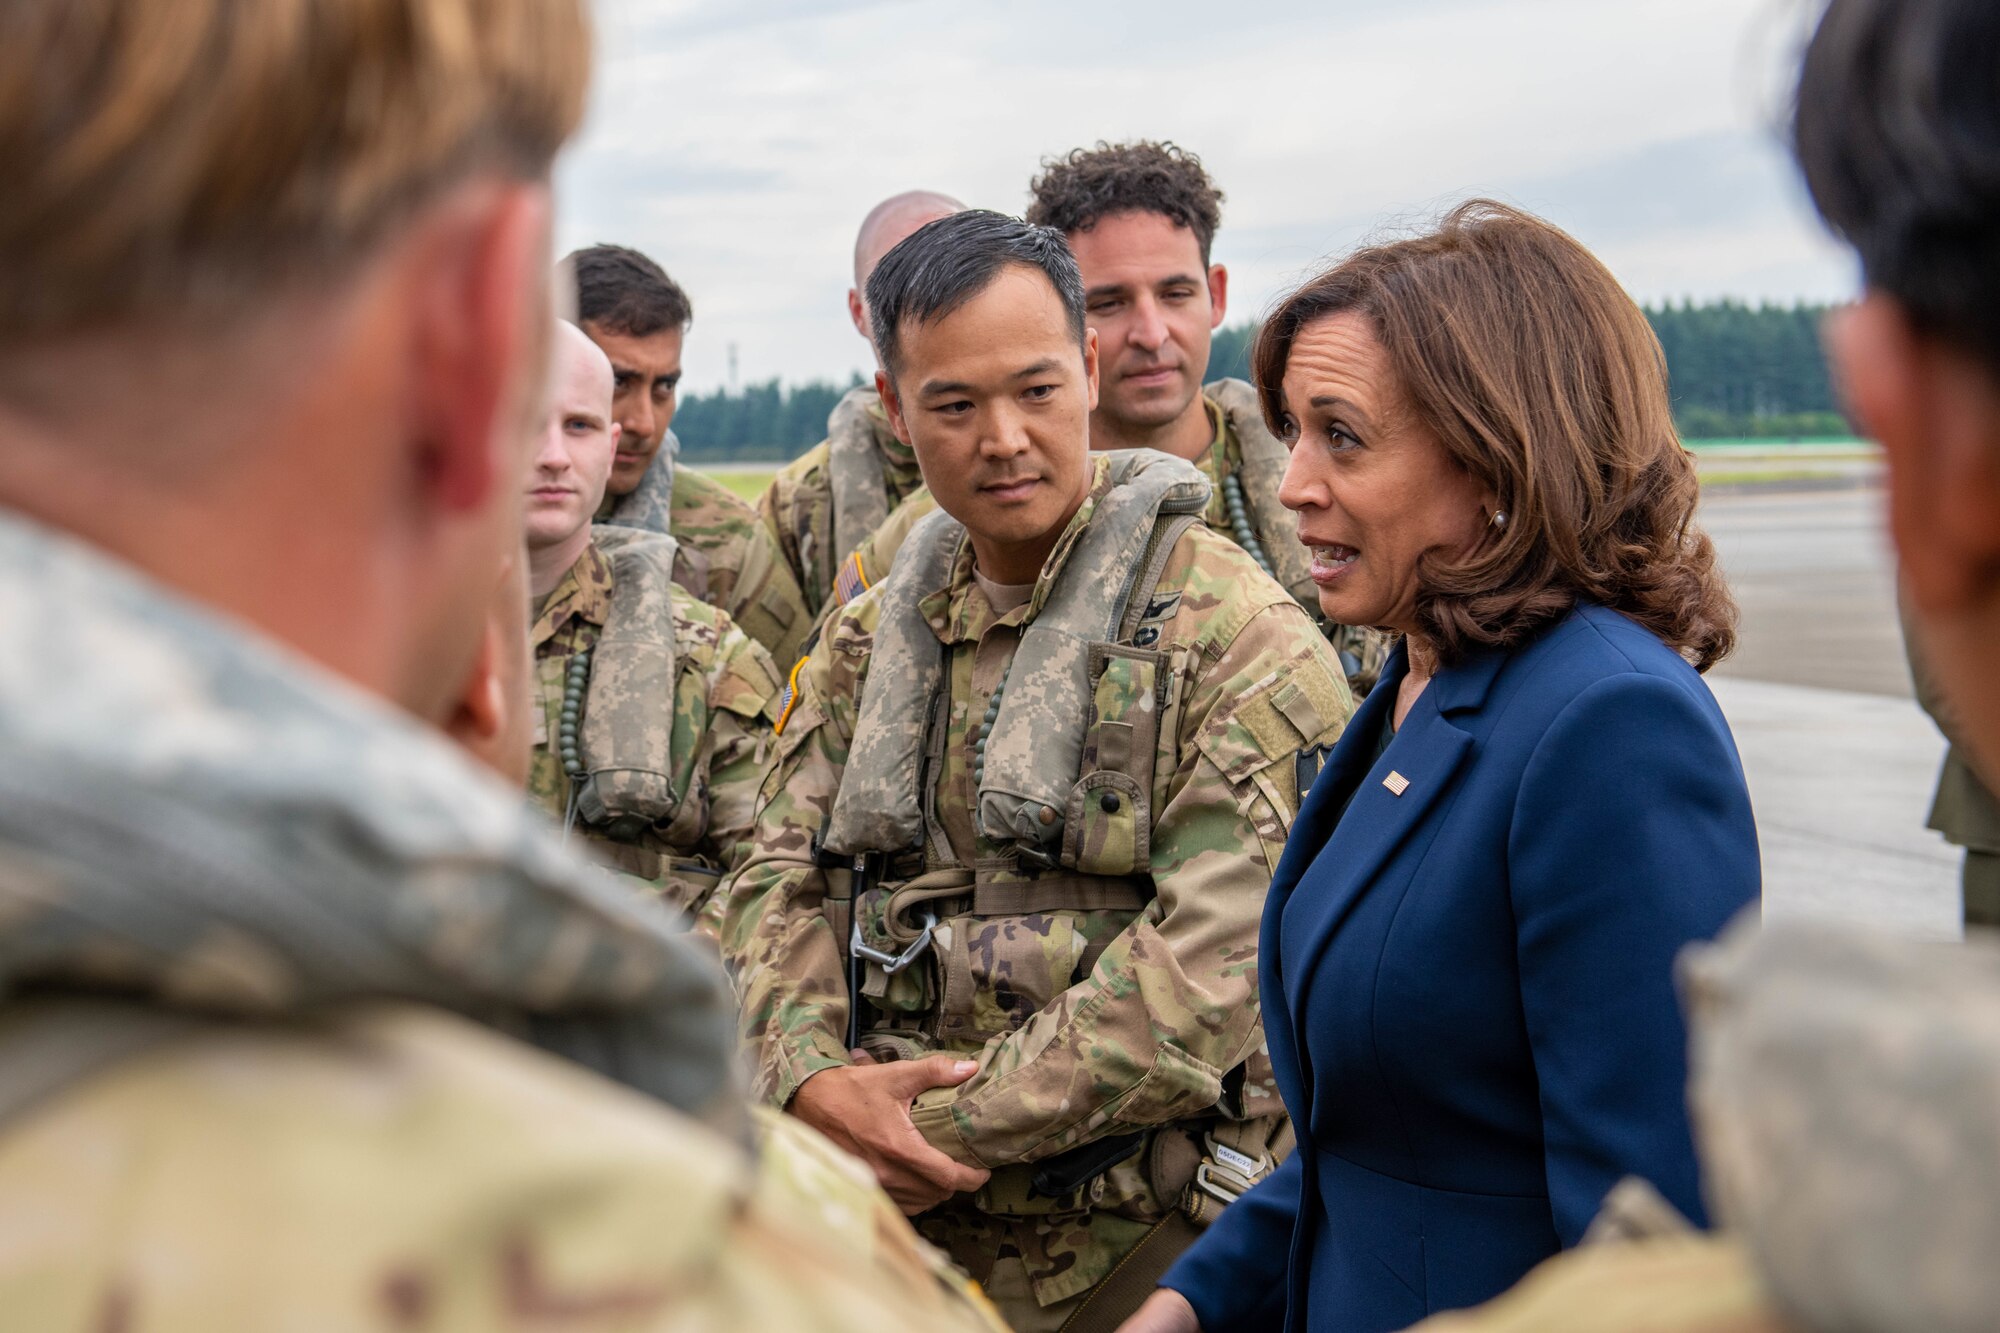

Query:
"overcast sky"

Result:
[[554, 0, 1852, 395]]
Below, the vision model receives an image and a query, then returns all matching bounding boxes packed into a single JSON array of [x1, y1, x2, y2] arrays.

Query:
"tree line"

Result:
[[674, 300, 1849, 462]]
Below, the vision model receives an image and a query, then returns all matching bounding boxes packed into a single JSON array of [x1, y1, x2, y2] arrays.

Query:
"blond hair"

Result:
[[0, 0, 590, 340]]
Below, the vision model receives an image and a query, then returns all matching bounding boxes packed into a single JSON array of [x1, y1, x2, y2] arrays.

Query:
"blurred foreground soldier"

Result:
[[526, 322, 781, 930], [1027, 142, 1387, 694], [725, 211, 1351, 1332], [569, 244, 813, 666], [757, 189, 964, 614], [1407, 1, 2000, 1330], [1907, 619, 2000, 925], [0, 1, 1003, 1327]]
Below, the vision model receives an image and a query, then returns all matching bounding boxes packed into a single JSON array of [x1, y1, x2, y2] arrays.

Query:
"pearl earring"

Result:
[[1490, 510, 1508, 530]]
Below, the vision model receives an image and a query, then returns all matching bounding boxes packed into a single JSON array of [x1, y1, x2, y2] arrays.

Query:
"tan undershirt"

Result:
[[972, 568, 1037, 615]]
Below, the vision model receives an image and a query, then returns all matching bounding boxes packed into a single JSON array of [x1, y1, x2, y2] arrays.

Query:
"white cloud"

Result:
[[556, 0, 1850, 395]]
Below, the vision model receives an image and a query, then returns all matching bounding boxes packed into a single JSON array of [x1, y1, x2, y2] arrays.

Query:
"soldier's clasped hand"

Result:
[[790, 1052, 992, 1214]]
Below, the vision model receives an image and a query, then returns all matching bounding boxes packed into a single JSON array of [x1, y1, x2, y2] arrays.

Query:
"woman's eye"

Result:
[[1324, 423, 1361, 452]]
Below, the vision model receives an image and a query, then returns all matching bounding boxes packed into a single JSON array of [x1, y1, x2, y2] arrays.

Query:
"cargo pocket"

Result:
[[1065, 645, 1166, 877], [936, 913, 1087, 1044]]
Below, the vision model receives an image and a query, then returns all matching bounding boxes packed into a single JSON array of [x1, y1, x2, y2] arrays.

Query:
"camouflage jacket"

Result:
[[0, 1000, 1004, 1332], [724, 456, 1352, 1310], [600, 442, 813, 669], [529, 539, 782, 933], [1682, 914, 2000, 1333], [756, 385, 929, 616], [832, 384, 1390, 693]]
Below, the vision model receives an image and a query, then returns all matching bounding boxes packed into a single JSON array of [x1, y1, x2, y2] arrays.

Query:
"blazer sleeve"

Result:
[[1158, 1147, 1299, 1331], [1508, 670, 1759, 1241]]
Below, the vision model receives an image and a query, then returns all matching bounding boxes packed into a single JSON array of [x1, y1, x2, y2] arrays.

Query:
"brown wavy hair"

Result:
[[1254, 200, 1737, 671]]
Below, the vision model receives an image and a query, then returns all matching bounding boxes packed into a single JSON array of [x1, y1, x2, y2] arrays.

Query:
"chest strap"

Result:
[[825, 450, 1210, 861]]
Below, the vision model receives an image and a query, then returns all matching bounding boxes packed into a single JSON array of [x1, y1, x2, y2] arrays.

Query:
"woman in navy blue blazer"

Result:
[[1122, 202, 1759, 1333]]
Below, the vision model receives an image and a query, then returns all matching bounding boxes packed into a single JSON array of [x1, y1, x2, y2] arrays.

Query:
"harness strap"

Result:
[[971, 878, 1149, 916]]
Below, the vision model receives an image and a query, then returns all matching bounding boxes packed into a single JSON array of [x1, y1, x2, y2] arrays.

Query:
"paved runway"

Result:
[[1697, 485, 1960, 937]]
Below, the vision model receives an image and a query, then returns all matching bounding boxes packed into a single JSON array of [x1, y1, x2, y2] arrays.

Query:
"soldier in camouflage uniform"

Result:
[[826, 146, 1391, 694], [568, 244, 813, 667], [1029, 141, 1385, 694], [757, 190, 963, 616], [0, 2, 1009, 1327], [724, 211, 1351, 1333], [527, 323, 782, 930]]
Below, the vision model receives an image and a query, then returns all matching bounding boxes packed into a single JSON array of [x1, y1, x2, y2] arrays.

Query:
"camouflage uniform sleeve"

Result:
[[718, 616, 866, 1108], [686, 621, 784, 939], [906, 599, 1351, 1167], [714, 518, 813, 672], [754, 464, 812, 609]]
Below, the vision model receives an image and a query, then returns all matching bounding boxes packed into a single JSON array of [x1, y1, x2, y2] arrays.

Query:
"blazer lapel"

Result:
[[1280, 648, 1407, 876], [1277, 674, 1477, 1020]]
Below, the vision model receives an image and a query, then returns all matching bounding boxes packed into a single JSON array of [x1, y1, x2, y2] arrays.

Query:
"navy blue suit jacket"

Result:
[[1162, 605, 1760, 1332]]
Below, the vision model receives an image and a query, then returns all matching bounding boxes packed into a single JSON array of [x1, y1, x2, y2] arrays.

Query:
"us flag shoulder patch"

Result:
[[832, 551, 871, 608]]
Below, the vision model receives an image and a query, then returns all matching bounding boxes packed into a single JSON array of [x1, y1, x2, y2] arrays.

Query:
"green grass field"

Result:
[[692, 441, 1874, 510], [706, 468, 779, 503]]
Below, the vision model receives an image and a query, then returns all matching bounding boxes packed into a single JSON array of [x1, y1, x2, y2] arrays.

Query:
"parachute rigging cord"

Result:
[[559, 648, 592, 843], [1221, 472, 1273, 577]]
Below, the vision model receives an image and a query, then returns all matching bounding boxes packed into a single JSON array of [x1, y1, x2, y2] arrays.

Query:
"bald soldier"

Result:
[[725, 211, 1351, 1332], [569, 244, 814, 668], [0, 0, 1006, 1326], [757, 190, 964, 615], [525, 322, 782, 930]]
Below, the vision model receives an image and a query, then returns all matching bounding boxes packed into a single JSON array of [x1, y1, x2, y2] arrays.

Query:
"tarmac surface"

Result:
[[1698, 483, 1961, 938]]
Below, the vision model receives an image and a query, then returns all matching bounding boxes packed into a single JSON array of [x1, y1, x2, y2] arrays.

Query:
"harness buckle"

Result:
[[850, 909, 938, 975], [1193, 1134, 1272, 1206]]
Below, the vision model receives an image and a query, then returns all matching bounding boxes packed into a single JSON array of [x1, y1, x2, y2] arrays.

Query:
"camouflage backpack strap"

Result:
[[978, 451, 1210, 856], [822, 507, 965, 856], [1207, 378, 1314, 603], [573, 526, 684, 834], [600, 431, 679, 537], [827, 388, 894, 576]]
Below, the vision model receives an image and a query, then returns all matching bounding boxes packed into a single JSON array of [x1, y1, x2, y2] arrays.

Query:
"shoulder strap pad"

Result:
[[575, 528, 683, 830], [827, 389, 894, 573], [599, 432, 679, 537], [977, 451, 1209, 850], [1207, 379, 1315, 604], [822, 507, 963, 855]]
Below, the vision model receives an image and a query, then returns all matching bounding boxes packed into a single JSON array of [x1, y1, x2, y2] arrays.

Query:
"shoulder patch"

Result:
[[771, 631, 819, 736]]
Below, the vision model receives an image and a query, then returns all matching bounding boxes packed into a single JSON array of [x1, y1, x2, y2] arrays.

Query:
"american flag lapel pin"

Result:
[[1382, 771, 1410, 797]]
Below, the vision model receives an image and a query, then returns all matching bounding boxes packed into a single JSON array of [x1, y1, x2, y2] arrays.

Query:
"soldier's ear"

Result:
[[444, 621, 507, 765], [877, 369, 915, 447], [1083, 328, 1100, 414], [403, 181, 554, 517], [1207, 264, 1229, 329]]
